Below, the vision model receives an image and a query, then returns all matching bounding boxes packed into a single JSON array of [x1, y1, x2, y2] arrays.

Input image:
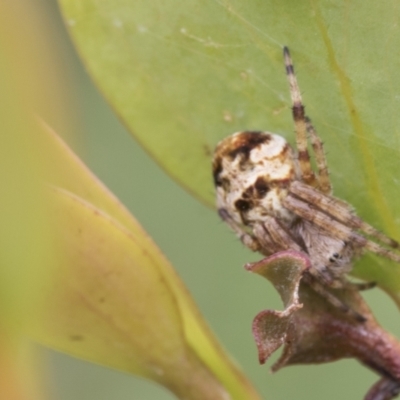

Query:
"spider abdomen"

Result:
[[213, 131, 298, 226]]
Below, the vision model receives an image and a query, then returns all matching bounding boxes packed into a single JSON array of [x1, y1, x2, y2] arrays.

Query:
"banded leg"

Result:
[[283, 47, 317, 188], [283, 195, 400, 263], [218, 208, 261, 252], [254, 216, 303, 253], [346, 281, 376, 291], [290, 180, 399, 249], [302, 273, 366, 322], [218, 209, 302, 257], [305, 117, 332, 195]]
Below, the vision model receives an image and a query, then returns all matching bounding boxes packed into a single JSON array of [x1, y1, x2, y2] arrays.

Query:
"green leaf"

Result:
[[34, 124, 261, 400], [57, 3, 400, 308], [42, 187, 230, 400]]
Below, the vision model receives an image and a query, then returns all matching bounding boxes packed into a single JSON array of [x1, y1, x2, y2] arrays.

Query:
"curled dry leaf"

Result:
[[245, 250, 309, 364], [247, 250, 400, 400]]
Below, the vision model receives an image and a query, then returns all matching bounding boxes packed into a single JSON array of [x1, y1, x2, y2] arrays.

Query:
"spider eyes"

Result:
[[235, 199, 252, 212]]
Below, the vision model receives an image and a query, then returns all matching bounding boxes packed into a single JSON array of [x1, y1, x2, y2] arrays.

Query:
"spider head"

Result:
[[213, 131, 298, 226]]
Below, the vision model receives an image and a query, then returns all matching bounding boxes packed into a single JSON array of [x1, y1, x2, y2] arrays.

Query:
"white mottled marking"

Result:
[[214, 132, 298, 225]]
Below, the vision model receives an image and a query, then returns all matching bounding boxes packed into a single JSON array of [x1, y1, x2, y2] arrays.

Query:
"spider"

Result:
[[212, 47, 400, 322]]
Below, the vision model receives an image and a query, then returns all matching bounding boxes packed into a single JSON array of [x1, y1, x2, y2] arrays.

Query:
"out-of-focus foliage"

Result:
[[0, 2, 70, 399], [31, 123, 261, 400]]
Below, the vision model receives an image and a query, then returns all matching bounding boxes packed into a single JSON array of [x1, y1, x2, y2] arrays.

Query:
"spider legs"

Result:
[[284, 47, 333, 195], [348, 281, 376, 291], [253, 216, 303, 254], [283, 47, 317, 188], [283, 193, 400, 263], [218, 208, 299, 255], [218, 208, 261, 252], [219, 207, 369, 321], [290, 180, 400, 249], [302, 273, 367, 322], [305, 117, 332, 195]]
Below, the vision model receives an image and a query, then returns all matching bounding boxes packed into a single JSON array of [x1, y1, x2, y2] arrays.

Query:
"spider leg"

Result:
[[329, 279, 377, 291], [256, 217, 370, 320], [254, 216, 303, 253], [290, 180, 400, 249], [283, 47, 317, 188], [283, 195, 400, 263], [252, 221, 287, 255], [259, 217, 349, 286], [305, 117, 332, 195], [302, 272, 367, 322], [259, 214, 369, 321], [347, 281, 377, 291], [218, 208, 303, 257], [218, 208, 261, 252]]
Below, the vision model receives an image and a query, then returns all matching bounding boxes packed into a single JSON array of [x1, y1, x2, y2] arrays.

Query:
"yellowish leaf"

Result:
[[33, 123, 261, 399]]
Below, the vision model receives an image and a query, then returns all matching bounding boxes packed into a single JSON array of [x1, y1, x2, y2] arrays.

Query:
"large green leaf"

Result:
[[57, 2, 400, 300]]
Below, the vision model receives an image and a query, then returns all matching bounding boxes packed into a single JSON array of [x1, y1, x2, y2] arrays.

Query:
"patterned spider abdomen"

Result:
[[212, 131, 298, 227]]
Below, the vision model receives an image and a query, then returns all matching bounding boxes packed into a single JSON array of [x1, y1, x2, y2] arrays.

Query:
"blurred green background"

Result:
[[40, 1, 400, 399]]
